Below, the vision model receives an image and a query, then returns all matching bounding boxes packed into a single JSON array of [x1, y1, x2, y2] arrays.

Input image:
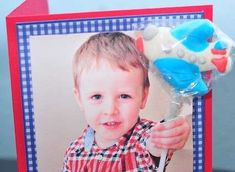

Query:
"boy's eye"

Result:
[[91, 94, 102, 100], [120, 94, 131, 99]]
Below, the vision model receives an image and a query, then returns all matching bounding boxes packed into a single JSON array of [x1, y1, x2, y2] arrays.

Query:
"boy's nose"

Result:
[[103, 100, 118, 116]]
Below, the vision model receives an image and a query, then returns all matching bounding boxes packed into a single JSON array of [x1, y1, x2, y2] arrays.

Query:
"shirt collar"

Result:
[[83, 117, 140, 152]]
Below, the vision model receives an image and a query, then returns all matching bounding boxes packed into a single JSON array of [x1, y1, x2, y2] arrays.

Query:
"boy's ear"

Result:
[[73, 88, 83, 111], [140, 87, 149, 109]]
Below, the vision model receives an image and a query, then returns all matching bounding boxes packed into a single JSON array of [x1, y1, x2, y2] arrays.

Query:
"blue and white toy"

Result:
[[136, 19, 235, 172]]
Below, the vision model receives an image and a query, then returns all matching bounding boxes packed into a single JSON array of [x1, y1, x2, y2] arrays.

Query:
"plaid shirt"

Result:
[[62, 118, 170, 172]]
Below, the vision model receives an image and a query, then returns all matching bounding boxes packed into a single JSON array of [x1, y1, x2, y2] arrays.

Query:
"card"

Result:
[[7, 1, 212, 171]]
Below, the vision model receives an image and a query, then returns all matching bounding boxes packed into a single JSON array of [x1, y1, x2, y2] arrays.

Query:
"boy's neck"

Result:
[[94, 133, 118, 149]]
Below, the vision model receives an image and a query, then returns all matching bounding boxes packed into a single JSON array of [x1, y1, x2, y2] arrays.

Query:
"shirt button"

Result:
[[97, 154, 103, 160]]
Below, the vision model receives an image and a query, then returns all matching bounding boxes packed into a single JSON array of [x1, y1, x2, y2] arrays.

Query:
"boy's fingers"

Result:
[[155, 141, 185, 149], [151, 118, 191, 137], [152, 116, 188, 131], [150, 135, 182, 145], [150, 136, 186, 149], [151, 124, 188, 138]]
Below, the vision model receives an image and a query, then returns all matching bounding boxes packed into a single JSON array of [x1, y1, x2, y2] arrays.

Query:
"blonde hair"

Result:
[[73, 32, 149, 89]]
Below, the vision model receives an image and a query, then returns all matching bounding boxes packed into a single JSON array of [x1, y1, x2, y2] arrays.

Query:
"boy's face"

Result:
[[74, 60, 149, 146]]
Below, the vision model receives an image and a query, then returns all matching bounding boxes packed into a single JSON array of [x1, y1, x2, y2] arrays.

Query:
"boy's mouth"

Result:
[[102, 121, 121, 128]]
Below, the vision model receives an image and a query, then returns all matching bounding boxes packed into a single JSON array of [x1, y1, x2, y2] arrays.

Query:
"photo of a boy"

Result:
[[62, 32, 190, 171]]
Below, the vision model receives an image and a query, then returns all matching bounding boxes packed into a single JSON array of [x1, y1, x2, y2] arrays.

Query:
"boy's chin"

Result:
[[96, 131, 123, 142], [95, 133, 120, 148], [99, 132, 123, 140]]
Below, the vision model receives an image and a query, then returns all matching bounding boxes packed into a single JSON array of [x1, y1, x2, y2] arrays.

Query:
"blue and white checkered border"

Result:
[[16, 12, 204, 172], [192, 96, 205, 172]]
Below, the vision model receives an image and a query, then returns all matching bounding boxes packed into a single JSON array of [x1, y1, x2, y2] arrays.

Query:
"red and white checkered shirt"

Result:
[[62, 118, 170, 172]]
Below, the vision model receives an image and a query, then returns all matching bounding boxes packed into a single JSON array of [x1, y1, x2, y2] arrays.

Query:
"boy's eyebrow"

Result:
[[82, 89, 103, 95], [117, 87, 140, 93]]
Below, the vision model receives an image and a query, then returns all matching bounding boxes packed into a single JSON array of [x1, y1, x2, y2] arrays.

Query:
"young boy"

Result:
[[62, 32, 190, 171]]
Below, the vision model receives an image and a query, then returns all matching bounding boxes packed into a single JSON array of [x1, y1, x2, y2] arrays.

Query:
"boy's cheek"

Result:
[[83, 108, 101, 120], [84, 115, 97, 127]]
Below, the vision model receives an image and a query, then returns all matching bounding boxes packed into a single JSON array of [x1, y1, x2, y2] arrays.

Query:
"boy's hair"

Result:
[[73, 32, 150, 89]]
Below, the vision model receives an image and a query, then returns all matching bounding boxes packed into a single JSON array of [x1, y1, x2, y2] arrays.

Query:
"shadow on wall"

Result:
[[0, 159, 17, 172]]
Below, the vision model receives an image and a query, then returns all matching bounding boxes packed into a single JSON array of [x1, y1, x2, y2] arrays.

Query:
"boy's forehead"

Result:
[[81, 58, 144, 73], [80, 60, 143, 77], [74, 52, 148, 88], [79, 65, 145, 92]]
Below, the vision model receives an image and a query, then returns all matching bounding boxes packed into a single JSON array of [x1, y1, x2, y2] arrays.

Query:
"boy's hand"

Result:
[[146, 116, 191, 157]]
